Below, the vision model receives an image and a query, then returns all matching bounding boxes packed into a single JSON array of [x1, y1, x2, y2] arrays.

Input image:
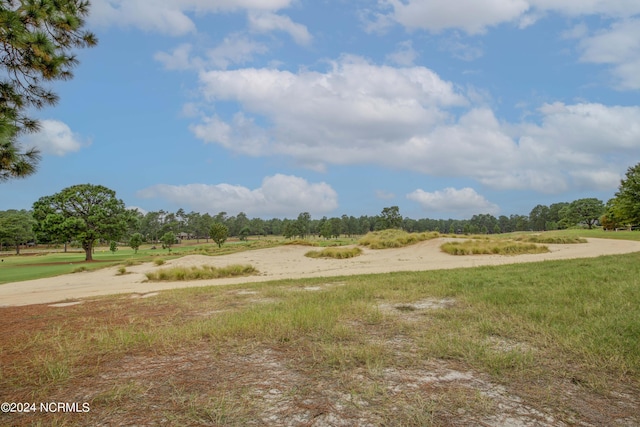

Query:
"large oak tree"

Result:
[[32, 184, 128, 261]]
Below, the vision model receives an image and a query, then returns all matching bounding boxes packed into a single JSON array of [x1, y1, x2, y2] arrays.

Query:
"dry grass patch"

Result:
[[440, 240, 549, 255], [283, 239, 318, 246], [305, 247, 362, 259], [145, 264, 257, 281], [515, 235, 587, 244], [359, 229, 440, 249]]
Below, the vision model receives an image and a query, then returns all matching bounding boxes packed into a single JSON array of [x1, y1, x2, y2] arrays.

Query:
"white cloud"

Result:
[[248, 11, 312, 46], [21, 120, 89, 156], [577, 18, 640, 90], [195, 57, 468, 164], [379, 0, 640, 34], [89, 0, 296, 35], [407, 187, 500, 217], [439, 35, 484, 61], [386, 40, 419, 66], [155, 35, 269, 71], [383, 0, 530, 34], [154, 44, 197, 70], [190, 55, 639, 193], [137, 174, 338, 217], [206, 34, 269, 69]]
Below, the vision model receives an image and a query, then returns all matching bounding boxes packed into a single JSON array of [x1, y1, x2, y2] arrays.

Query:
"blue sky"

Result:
[[4, 0, 640, 219]]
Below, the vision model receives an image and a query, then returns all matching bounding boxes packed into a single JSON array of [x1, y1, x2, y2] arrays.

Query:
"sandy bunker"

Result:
[[2, 237, 640, 306]]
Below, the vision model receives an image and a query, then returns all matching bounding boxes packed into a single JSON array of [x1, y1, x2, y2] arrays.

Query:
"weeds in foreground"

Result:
[[440, 240, 549, 255], [145, 264, 257, 281], [305, 247, 362, 259]]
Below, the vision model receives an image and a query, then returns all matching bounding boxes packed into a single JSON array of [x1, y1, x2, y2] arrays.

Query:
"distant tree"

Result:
[[109, 240, 118, 254], [296, 212, 311, 238], [0, 0, 97, 181], [529, 204, 550, 231], [548, 202, 570, 229], [129, 232, 143, 253], [565, 198, 605, 229], [380, 206, 402, 229], [612, 163, 640, 227], [0, 209, 35, 254], [32, 184, 128, 261], [209, 222, 228, 248], [320, 220, 333, 239], [161, 232, 176, 252], [238, 226, 250, 241]]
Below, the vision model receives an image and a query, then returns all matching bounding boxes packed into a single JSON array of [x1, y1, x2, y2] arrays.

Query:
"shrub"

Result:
[[515, 235, 587, 244], [359, 230, 439, 249], [440, 240, 549, 256], [305, 247, 363, 259], [145, 264, 257, 281]]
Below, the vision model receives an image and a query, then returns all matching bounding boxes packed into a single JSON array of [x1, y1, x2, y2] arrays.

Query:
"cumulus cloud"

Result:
[[577, 18, 640, 90], [155, 36, 269, 71], [189, 53, 639, 194], [137, 174, 338, 217], [193, 55, 468, 162], [248, 11, 312, 45], [89, 0, 296, 35], [21, 120, 89, 156], [386, 40, 419, 66], [382, 0, 530, 34], [407, 187, 500, 218], [379, 0, 640, 34]]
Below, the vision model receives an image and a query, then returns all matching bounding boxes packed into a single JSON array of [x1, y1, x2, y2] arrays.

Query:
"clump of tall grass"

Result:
[[305, 247, 363, 259], [359, 229, 440, 249], [154, 259, 165, 266], [515, 235, 587, 244], [145, 264, 257, 281], [284, 239, 318, 246], [440, 240, 549, 255]]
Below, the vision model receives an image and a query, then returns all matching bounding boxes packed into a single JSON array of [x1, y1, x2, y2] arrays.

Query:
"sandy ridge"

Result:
[[1, 237, 639, 307]]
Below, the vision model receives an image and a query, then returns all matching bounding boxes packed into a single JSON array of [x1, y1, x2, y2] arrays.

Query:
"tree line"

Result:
[[1, 163, 638, 260]]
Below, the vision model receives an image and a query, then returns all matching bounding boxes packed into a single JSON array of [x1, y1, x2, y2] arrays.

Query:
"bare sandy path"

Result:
[[1, 237, 639, 307]]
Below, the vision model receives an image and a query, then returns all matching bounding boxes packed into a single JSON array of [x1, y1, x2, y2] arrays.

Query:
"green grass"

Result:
[[0, 240, 279, 285], [440, 240, 550, 255], [145, 264, 258, 281], [305, 247, 363, 259], [359, 229, 440, 249]]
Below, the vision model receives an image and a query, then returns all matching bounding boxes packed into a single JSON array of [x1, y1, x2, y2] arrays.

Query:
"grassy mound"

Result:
[[305, 247, 363, 259], [145, 264, 257, 281], [283, 239, 318, 246], [440, 240, 549, 256], [359, 229, 440, 249], [515, 235, 587, 244]]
